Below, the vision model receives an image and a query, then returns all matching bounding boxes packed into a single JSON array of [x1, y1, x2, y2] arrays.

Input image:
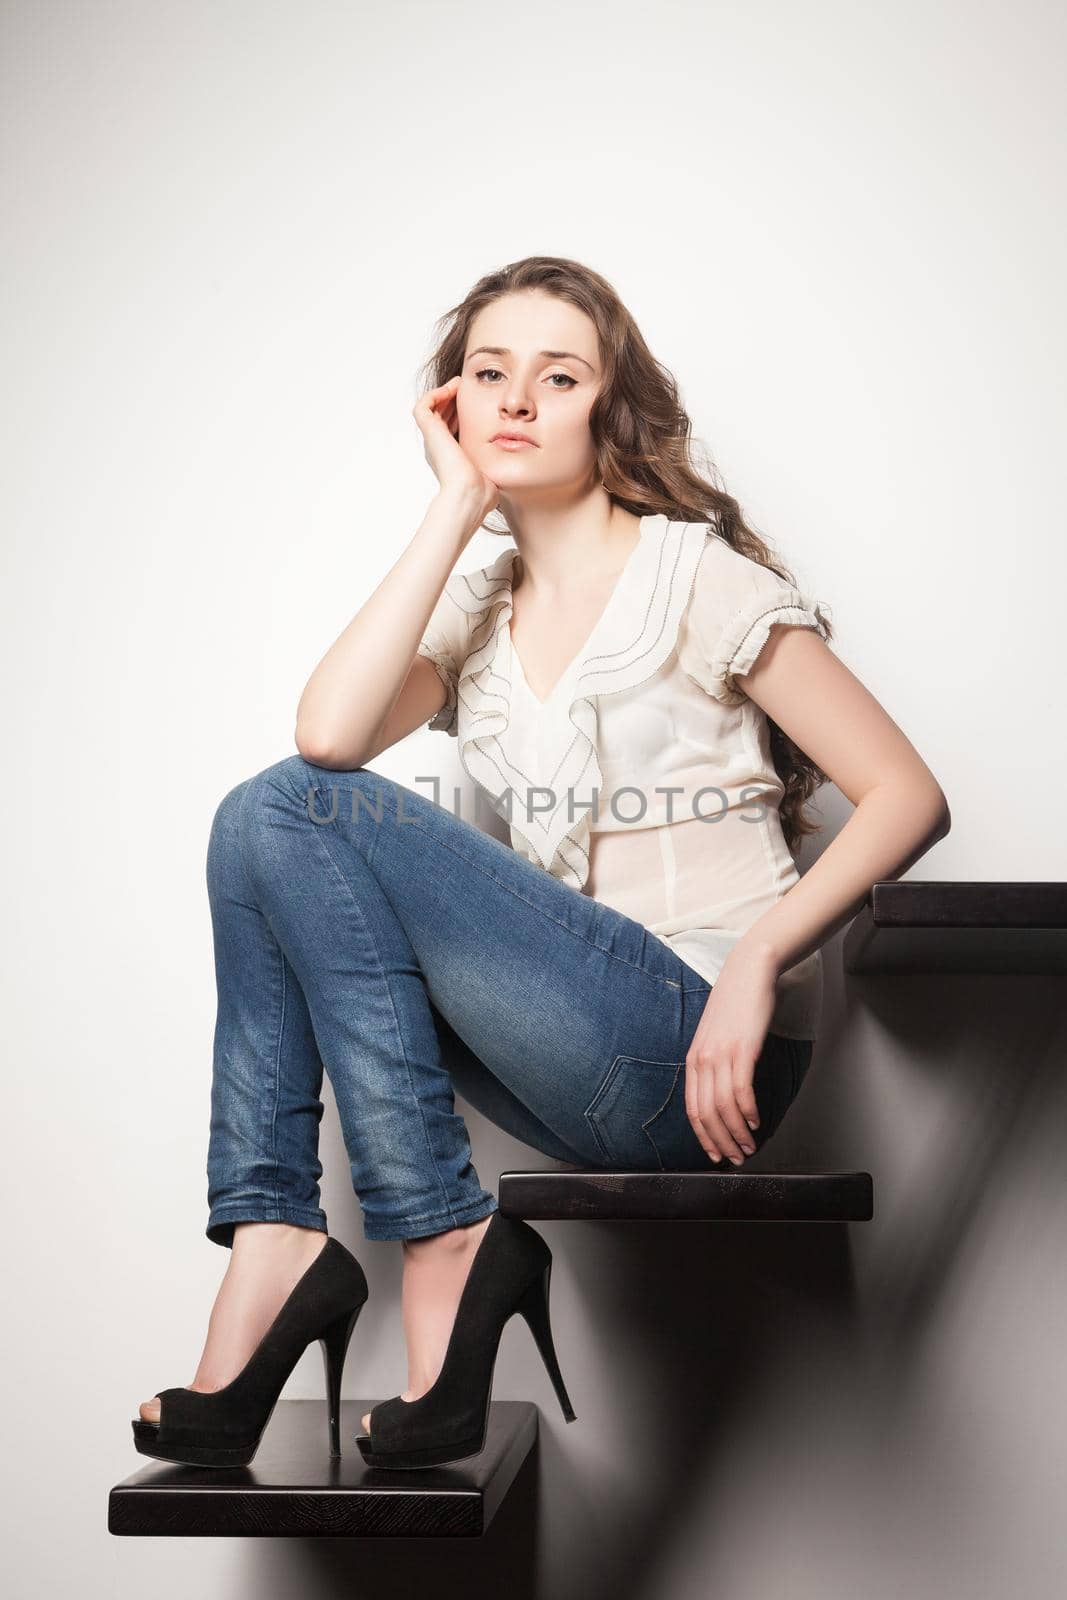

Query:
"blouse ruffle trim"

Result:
[[712, 595, 829, 703], [414, 642, 459, 734], [443, 516, 714, 892]]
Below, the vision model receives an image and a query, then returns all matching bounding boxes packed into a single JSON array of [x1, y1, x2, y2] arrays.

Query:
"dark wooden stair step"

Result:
[[498, 1168, 873, 1221], [109, 1398, 537, 1538], [843, 880, 1067, 974]]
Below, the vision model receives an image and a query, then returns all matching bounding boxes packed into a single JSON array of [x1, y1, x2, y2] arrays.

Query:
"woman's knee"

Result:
[[205, 788, 247, 905], [297, 761, 428, 829], [221, 757, 411, 887], [207, 758, 306, 883], [234, 755, 318, 816], [207, 777, 254, 874]]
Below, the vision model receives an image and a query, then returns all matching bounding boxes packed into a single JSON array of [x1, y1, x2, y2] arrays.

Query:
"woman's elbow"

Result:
[[925, 783, 952, 842], [294, 724, 347, 769], [937, 797, 952, 841]]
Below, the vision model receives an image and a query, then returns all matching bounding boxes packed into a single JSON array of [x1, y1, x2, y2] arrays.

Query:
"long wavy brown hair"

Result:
[[416, 254, 834, 854]]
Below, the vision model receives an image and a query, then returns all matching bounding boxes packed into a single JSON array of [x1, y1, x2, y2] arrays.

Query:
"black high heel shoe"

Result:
[[356, 1211, 577, 1471], [131, 1235, 369, 1468]]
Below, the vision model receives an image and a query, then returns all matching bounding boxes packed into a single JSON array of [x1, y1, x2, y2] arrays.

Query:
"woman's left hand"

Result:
[[685, 942, 780, 1164]]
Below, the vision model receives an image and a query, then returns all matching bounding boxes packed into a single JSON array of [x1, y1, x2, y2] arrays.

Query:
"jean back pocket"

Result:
[[584, 1055, 694, 1171], [583, 1035, 807, 1172]]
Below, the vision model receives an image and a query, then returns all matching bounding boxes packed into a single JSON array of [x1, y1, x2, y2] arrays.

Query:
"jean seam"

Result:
[[292, 761, 691, 994], [642, 1061, 684, 1172], [277, 760, 467, 1230], [362, 1196, 498, 1241], [207, 1203, 327, 1225], [583, 1055, 619, 1164], [270, 942, 286, 1217], [208, 1202, 326, 1214]]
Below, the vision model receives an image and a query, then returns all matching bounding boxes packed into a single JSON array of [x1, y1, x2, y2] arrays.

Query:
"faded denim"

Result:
[[205, 756, 813, 1245]]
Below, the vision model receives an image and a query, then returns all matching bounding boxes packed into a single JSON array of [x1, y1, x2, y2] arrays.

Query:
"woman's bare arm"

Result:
[[295, 377, 501, 769], [294, 488, 482, 768], [731, 624, 952, 973]]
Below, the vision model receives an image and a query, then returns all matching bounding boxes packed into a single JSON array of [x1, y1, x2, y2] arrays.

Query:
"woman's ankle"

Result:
[[232, 1221, 327, 1256], [402, 1215, 491, 1255]]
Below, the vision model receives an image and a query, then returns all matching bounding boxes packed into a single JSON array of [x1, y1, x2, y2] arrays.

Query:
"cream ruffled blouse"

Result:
[[415, 513, 830, 1039]]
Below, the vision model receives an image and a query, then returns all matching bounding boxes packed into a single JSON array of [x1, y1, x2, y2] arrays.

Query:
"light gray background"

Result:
[[3, 0, 1065, 1595]]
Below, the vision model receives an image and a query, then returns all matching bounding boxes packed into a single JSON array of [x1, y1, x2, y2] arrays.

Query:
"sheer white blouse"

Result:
[[414, 513, 831, 1039]]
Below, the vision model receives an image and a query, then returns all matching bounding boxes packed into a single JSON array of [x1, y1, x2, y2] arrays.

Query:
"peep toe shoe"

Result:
[[356, 1210, 577, 1471], [131, 1235, 370, 1468]]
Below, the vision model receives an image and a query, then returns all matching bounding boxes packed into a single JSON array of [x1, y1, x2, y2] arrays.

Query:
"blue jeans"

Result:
[[204, 756, 813, 1246]]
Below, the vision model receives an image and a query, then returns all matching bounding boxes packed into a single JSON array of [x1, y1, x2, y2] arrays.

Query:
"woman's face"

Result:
[[455, 290, 602, 496]]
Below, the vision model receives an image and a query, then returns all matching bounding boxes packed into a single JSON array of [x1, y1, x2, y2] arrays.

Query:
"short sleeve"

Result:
[[677, 535, 830, 706], [414, 580, 470, 736]]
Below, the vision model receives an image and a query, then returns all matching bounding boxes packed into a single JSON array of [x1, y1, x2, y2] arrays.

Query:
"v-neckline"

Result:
[[506, 516, 650, 710]]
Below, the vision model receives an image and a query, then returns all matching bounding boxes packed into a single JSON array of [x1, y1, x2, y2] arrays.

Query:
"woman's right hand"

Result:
[[414, 376, 500, 522]]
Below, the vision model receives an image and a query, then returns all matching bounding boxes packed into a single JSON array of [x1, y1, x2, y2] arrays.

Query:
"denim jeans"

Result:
[[204, 755, 813, 1246]]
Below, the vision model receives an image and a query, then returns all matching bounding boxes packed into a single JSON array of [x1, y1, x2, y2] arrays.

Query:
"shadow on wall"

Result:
[[273, 928, 1064, 1596]]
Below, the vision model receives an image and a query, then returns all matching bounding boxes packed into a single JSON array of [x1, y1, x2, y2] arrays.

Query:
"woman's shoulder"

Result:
[[692, 526, 793, 596], [678, 527, 830, 705]]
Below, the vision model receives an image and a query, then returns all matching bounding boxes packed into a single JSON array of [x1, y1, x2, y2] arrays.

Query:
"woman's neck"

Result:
[[509, 505, 643, 600]]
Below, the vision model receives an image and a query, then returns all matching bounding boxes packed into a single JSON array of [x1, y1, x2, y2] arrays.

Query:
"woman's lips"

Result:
[[492, 437, 536, 450]]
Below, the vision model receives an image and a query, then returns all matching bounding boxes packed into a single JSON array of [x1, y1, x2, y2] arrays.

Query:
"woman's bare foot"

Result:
[[360, 1211, 494, 1435], [137, 1222, 329, 1424]]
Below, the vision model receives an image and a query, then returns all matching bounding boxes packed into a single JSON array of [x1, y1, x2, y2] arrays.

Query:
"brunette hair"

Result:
[[417, 255, 834, 853]]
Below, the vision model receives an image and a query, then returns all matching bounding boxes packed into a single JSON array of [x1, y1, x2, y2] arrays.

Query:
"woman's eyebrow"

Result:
[[465, 345, 595, 372]]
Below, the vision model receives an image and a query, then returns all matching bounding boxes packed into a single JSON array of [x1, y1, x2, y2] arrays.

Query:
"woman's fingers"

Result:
[[716, 1063, 757, 1158], [412, 376, 497, 510], [701, 1088, 744, 1164], [686, 1058, 730, 1162], [413, 378, 457, 437], [441, 394, 460, 436], [415, 375, 461, 417], [686, 1056, 757, 1164], [737, 1075, 760, 1135]]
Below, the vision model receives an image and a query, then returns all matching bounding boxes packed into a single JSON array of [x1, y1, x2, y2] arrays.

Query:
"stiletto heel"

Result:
[[356, 1211, 577, 1471], [514, 1260, 577, 1422], [131, 1236, 369, 1468], [318, 1305, 363, 1457]]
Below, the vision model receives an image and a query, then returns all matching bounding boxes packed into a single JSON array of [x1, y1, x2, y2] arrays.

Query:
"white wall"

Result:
[[3, 1, 1064, 1595]]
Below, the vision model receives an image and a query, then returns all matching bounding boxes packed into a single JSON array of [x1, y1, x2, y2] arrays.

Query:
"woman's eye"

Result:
[[473, 367, 577, 389]]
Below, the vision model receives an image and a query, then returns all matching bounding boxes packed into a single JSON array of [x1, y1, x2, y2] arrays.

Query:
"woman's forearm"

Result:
[[294, 490, 483, 766], [735, 780, 952, 975]]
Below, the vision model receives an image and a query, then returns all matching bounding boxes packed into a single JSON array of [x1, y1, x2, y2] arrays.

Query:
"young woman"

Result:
[[132, 255, 950, 1473]]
